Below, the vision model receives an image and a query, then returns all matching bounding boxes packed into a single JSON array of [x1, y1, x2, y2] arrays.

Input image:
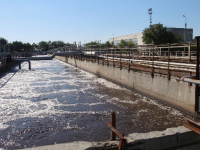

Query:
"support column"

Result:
[[195, 36, 200, 112]]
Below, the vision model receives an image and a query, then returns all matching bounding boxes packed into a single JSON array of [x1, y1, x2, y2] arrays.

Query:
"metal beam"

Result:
[[183, 118, 200, 135]]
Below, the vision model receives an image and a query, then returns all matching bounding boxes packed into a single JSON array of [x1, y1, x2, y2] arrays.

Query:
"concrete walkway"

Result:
[[20, 126, 200, 150]]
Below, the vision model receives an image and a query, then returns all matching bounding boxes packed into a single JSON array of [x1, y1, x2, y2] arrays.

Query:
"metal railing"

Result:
[[106, 112, 127, 150]]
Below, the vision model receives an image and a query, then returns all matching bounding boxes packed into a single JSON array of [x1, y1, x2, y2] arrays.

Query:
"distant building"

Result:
[[167, 28, 193, 43], [109, 27, 193, 46], [109, 33, 143, 45]]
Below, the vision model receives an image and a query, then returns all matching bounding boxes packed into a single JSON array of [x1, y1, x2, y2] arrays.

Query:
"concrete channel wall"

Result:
[[55, 56, 196, 114], [28, 53, 200, 150], [22, 126, 200, 150]]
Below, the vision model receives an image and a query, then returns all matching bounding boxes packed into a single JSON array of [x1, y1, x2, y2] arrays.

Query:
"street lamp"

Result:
[[183, 15, 187, 43], [183, 15, 187, 56]]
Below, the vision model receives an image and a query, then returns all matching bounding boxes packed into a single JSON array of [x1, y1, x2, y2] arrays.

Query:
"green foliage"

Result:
[[50, 41, 66, 49], [117, 39, 135, 48], [38, 41, 49, 51], [9, 41, 23, 52], [103, 41, 112, 48], [0, 37, 119, 52], [0, 37, 8, 45], [65, 43, 72, 46], [84, 41, 113, 49], [32, 43, 38, 51], [23, 43, 32, 52], [190, 38, 196, 44], [142, 24, 183, 45], [175, 34, 183, 43], [84, 41, 100, 49], [85, 41, 99, 46]]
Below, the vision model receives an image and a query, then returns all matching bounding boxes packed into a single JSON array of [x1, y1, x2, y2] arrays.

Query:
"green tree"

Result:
[[65, 42, 71, 47], [104, 41, 112, 48], [85, 41, 100, 49], [23, 43, 32, 52], [100, 41, 112, 48], [117, 39, 127, 48], [9, 41, 23, 52], [0, 37, 8, 45], [127, 40, 135, 47], [142, 23, 183, 45], [50, 41, 66, 49], [38, 41, 49, 51], [32, 43, 39, 51], [117, 39, 135, 48], [190, 38, 196, 44]]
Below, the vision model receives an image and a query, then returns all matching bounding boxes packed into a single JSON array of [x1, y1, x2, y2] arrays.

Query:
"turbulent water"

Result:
[[0, 59, 184, 149]]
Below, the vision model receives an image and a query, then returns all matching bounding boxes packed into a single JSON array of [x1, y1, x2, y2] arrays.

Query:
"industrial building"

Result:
[[109, 27, 193, 45], [167, 28, 193, 43], [109, 33, 143, 45]]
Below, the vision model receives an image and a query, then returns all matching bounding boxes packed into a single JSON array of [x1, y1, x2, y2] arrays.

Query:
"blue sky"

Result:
[[0, 0, 200, 44]]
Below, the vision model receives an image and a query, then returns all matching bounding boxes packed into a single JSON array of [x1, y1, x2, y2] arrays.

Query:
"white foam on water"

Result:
[[0, 59, 185, 150], [65, 62, 124, 90], [0, 66, 109, 129], [95, 77, 125, 90], [141, 96, 184, 117]]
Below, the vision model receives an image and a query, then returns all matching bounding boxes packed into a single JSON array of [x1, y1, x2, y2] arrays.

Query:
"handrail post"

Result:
[[189, 44, 191, 63], [167, 43, 171, 80], [195, 36, 200, 112], [111, 112, 116, 140], [128, 48, 131, 71], [113, 48, 115, 67], [152, 45, 154, 78], [120, 49, 122, 69], [107, 48, 108, 66]]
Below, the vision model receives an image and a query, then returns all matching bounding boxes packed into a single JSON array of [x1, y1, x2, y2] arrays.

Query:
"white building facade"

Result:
[[109, 32, 144, 46], [109, 27, 193, 46]]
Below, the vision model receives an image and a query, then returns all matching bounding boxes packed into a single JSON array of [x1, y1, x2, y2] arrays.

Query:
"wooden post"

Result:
[[111, 112, 116, 140]]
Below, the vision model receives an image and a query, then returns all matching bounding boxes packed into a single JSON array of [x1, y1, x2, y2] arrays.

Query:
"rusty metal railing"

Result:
[[183, 118, 200, 135], [181, 36, 200, 113], [105, 112, 127, 150]]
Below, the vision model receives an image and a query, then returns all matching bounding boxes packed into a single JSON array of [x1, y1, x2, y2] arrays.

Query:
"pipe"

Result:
[[27, 52, 75, 60], [13, 59, 31, 70], [181, 76, 200, 85]]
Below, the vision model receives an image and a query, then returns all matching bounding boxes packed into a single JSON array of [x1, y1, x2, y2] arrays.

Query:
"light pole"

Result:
[[183, 15, 187, 56]]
